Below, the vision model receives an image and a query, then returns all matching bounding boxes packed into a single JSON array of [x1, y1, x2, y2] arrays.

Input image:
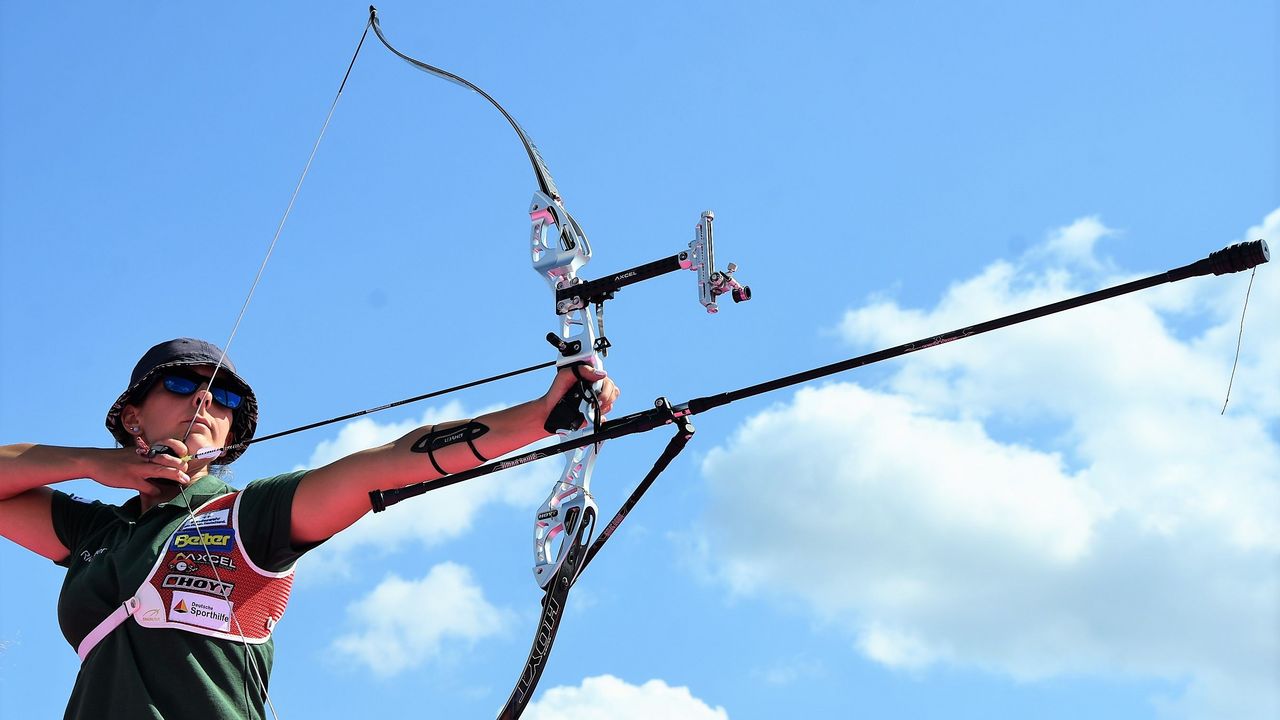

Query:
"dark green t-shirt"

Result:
[[51, 471, 312, 720]]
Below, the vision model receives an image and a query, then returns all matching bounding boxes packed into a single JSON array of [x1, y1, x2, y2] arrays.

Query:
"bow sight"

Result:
[[540, 207, 752, 364], [550, 209, 752, 319]]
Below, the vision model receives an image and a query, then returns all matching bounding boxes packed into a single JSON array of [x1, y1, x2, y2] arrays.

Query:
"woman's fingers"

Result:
[[105, 443, 192, 493]]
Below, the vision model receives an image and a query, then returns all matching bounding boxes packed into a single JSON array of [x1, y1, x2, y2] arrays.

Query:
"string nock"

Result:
[[1208, 239, 1269, 275]]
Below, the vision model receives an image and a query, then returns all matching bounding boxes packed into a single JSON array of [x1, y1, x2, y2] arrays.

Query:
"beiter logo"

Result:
[[170, 529, 235, 552]]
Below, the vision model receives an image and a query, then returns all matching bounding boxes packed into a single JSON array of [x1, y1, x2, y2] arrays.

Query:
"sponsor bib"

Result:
[[131, 492, 294, 643]]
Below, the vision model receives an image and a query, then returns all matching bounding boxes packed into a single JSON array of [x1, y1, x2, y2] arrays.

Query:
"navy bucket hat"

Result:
[[105, 338, 259, 463]]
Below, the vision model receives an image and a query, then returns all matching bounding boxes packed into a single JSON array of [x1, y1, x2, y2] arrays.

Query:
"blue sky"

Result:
[[1, 2, 1276, 718]]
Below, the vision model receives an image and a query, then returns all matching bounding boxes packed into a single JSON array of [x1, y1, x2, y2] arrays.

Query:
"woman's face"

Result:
[[125, 366, 236, 458]]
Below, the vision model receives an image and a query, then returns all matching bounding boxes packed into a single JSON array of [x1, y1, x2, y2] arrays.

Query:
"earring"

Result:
[[130, 426, 141, 434]]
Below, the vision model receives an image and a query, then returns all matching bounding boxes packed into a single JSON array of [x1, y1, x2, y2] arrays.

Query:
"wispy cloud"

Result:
[[750, 655, 825, 686]]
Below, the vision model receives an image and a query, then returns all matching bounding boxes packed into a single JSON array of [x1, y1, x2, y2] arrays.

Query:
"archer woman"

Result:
[[0, 337, 617, 720]]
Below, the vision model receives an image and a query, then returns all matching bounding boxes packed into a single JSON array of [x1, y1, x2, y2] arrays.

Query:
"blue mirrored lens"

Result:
[[212, 388, 243, 410], [161, 374, 243, 410], [162, 376, 199, 395]]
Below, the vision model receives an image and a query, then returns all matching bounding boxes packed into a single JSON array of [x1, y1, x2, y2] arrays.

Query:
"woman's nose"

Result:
[[190, 384, 215, 410]]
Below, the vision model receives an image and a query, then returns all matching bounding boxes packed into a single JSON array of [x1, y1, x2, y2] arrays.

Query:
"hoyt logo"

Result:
[[169, 529, 235, 552], [163, 573, 234, 598]]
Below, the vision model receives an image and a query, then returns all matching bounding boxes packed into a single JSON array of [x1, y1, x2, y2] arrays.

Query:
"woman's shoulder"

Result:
[[241, 469, 311, 497], [49, 490, 135, 563], [50, 489, 131, 524], [235, 469, 312, 523], [236, 469, 316, 569]]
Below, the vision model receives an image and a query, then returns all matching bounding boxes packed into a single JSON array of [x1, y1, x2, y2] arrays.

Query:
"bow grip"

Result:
[[544, 363, 592, 433]]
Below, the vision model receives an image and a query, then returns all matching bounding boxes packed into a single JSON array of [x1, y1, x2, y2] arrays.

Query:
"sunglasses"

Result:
[[158, 369, 245, 411]]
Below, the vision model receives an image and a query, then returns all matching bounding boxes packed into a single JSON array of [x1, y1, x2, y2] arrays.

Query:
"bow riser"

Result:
[[531, 193, 592, 287], [532, 446, 599, 587], [529, 192, 606, 589]]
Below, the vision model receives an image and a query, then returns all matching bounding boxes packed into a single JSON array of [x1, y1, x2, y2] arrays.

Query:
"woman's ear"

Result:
[[120, 405, 143, 435]]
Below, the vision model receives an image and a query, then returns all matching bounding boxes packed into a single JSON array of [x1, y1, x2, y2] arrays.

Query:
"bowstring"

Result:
[[178, 20, 370, 446], [167, 19, 373, 720]]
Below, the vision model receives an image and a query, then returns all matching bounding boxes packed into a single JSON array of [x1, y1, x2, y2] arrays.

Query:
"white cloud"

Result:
[[698, 212, 1280, 719], [292, 401, 558, 581], [1038, 214, 1116, 270], [331, 562, 512, 677], [858, 623, 940, 670], [522, 675, 728, 720]]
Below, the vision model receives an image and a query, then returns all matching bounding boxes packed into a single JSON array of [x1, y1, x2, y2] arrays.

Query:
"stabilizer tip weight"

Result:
[[1209, 239, 1270, 275]]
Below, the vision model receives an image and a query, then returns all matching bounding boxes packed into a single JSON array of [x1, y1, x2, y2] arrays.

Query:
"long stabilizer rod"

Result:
[[371, 239, 1269, 511], [689, 240, 1268, 414]]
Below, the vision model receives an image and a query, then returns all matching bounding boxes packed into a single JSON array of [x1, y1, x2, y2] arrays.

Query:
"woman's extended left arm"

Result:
[[289, 366, 617, 545]]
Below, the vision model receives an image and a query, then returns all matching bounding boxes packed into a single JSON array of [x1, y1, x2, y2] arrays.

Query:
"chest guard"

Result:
[[77, 492, 295, 660]]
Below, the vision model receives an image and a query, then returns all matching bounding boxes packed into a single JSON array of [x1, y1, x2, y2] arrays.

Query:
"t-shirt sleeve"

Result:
[[237, 470, 322, 573], [49, 491, 115, 568]]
